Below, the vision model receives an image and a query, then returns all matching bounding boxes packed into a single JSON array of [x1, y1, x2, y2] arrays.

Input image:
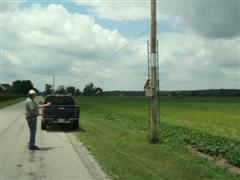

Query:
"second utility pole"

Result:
[[150, 0, 159, 142]]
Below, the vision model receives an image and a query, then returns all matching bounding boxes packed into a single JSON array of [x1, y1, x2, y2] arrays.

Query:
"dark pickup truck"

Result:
[[41, 95, 80, 130]]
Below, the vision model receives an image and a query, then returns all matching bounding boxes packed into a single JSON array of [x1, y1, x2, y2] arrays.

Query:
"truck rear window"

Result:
[[45, 96, 74, 105]]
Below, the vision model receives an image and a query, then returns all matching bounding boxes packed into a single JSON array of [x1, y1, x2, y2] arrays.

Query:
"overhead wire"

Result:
[[3, 25, 152, 89], [72, 25, 151, 86]]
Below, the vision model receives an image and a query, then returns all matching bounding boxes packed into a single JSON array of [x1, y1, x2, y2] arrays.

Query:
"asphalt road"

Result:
[[0, 100, 107, 180]]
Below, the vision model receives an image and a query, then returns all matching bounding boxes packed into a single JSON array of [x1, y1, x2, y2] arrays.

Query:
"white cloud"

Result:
[[157, 33, 240, 89], [1, 2, 239, 91], [2, 4, 128, 90], [74, 0, 240, 39]]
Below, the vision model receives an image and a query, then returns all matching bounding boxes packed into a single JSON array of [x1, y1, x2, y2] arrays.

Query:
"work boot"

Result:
[[29, 145, 40, 150]]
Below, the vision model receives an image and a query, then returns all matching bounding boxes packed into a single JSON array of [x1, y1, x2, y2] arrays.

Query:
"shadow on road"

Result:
[[39, 147, 58, 151], [27, 146, 63, 152], [45, 125, 86, 133]]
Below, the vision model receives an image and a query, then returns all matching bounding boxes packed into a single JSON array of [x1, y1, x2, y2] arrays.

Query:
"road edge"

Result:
[[66, 133, 109, 180]]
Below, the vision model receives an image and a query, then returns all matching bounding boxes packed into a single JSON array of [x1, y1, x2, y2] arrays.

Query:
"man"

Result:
[[26, 90, 51, 150]]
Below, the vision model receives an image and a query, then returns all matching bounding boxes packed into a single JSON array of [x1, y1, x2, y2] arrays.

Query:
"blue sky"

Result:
[[19, 0, 183, 37]]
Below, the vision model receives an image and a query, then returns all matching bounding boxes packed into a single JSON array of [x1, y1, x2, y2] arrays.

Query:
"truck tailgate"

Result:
[[44, 105, 80, 119]]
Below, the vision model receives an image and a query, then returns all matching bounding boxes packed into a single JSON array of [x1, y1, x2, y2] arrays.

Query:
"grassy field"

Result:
[[0, 95, 24, 109], [74, 96, 240, 179]]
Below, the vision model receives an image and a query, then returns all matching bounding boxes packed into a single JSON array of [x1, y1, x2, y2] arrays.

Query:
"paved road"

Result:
[[0, 100, 107, 180]]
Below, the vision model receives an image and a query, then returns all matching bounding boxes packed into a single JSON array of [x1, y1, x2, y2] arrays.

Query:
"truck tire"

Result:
[[41, 122, 47, 130], [73, 121, 79, 129]]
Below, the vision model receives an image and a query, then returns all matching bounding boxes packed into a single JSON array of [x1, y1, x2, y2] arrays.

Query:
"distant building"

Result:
[[0, 84, 11, 94], [95, 90, 105, 97], [0, 85, 7, 94]]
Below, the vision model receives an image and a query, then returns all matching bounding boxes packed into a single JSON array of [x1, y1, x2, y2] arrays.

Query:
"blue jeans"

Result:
[[26, 117, 37, 148]]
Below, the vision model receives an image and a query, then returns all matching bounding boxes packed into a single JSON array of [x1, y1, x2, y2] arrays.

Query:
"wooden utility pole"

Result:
[[150, 0, 159, 142]]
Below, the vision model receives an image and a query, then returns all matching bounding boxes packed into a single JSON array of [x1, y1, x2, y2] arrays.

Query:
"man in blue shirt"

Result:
[[26, 90, 51, 150]]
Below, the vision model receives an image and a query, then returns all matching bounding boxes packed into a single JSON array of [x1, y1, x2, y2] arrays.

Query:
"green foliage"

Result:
[[185, 134, 233, 156], [161, 89, 240, 96], [12, 80, 36, 94], [160, 123, 240, 167], [57, 85, 66, 94], [12, 80, 22, 94], [45, 84, 53, 95], [83, 83, 94, 96], [75, 89, 81, 96], [226, 146, 240, 167], [82, 83, 103, 96], [180, 129, 240, 167], [74, 96, 240, 179], [66, 86, 75, 95], [104, 89, 240, 96]]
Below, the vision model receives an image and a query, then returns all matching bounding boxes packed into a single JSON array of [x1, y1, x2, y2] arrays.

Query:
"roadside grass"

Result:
[[0, 97, 24, 109], [74, 96, 240, 179]]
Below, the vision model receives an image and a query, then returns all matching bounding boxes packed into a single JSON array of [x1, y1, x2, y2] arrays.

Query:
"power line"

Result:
[[72, 25, 151, 86], [3, 26, 151, 88]]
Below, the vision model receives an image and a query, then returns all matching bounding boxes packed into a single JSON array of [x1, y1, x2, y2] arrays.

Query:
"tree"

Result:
[[75, 89, 81, 96], [12, 80, 34, 94], [66, 86, 75, 95], [12, 80, 22, 94], [22, 80, 34, 94], [82, 83, 94, 96], [45, 84, 52, 95], [57, 85, 66, 94], [82, 83, 103, 96]]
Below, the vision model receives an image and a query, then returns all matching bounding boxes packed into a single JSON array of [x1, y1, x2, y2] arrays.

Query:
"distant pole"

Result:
[[53, 74, 55, 93], [150, 0, 159, 142]]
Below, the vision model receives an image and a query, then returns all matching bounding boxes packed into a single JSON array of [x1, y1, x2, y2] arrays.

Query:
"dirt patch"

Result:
[[189, 146, 240, 175]]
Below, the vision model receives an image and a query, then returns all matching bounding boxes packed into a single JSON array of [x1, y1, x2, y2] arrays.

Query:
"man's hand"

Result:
[[39, 102, 52, 108]]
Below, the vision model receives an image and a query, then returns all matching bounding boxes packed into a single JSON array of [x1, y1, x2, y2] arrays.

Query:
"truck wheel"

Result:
[[41, 122, 47, 130]]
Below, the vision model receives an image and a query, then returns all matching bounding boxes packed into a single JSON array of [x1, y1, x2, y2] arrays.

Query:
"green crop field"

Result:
[[74, 96, 240, 180]]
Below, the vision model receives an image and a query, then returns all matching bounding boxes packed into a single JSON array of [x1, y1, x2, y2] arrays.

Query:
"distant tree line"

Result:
[[2, 80, 239, 97], [43, 84, 81, 96], [160, 89, 240, 97], [105, 89, 240, 97], [43, 82, 103, 96], [104, 91, 145, 96], [1, 80, 39, 95]]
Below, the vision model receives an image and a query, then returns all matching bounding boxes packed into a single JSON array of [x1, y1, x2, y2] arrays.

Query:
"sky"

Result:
[[0, 0, 239, 91]]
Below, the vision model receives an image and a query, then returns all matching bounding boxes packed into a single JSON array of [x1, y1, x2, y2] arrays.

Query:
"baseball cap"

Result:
[[28, 89, 37, 95]]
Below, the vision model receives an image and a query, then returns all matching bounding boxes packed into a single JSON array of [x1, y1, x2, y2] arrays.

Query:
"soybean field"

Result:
[[75, 96, 240, 180]]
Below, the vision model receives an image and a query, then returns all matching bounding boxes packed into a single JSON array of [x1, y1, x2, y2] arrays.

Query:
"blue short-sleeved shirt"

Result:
[[26, 97, 39, 117]]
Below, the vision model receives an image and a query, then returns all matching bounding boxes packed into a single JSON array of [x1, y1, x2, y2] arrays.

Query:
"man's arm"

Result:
[[39, 102, 51, 108]]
